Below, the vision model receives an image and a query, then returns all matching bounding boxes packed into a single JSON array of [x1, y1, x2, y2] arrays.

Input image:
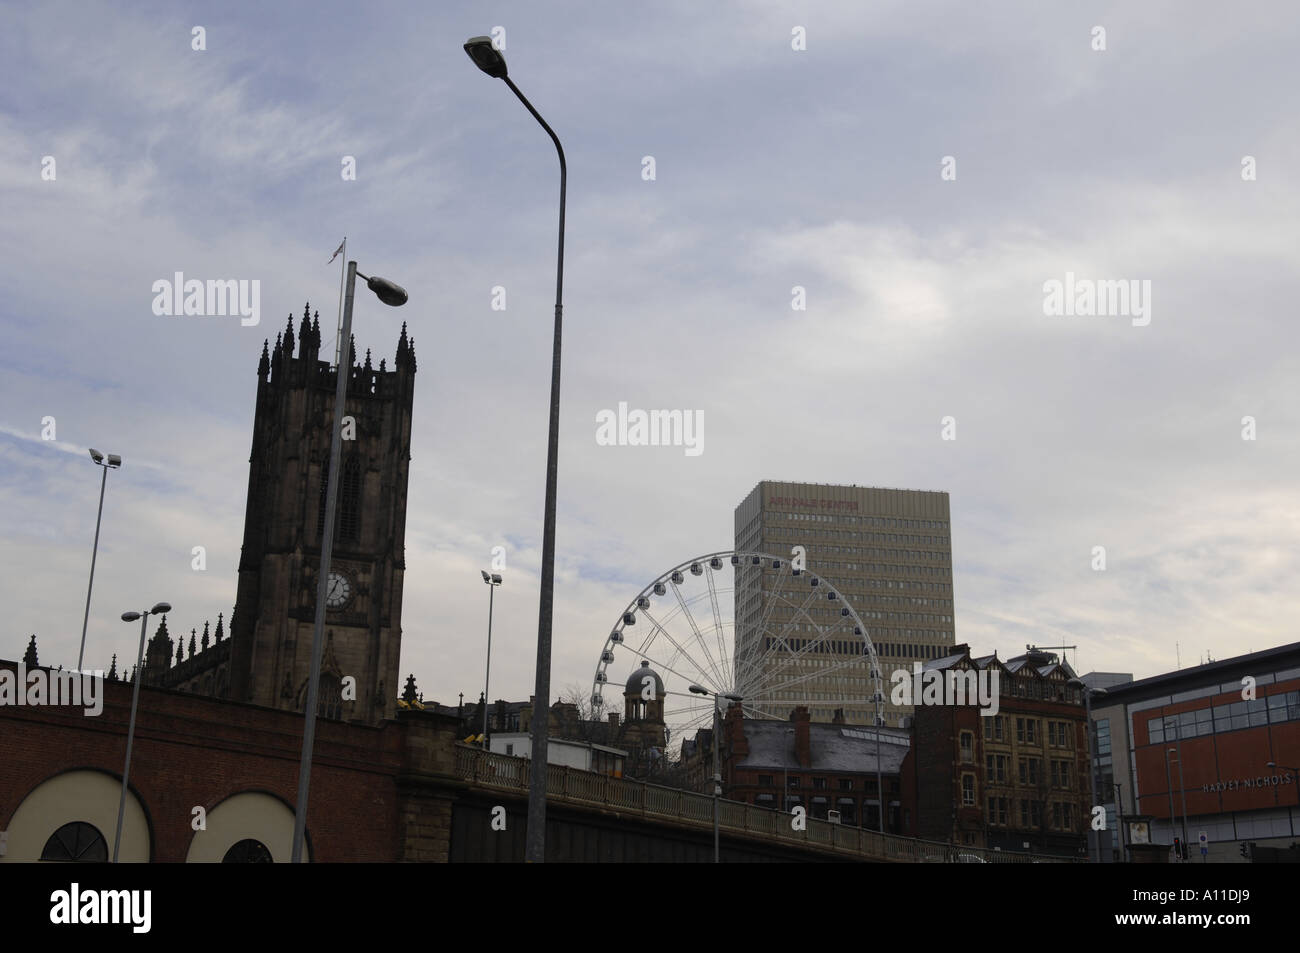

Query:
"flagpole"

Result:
[[333, 237, 347, 366]]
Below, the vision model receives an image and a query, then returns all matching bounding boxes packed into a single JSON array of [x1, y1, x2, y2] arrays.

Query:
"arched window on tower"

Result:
[[317, 457, 361, 543], [318, 674, 343, 721], [317, 467, 329, 539], [340, 456, 361, 543]]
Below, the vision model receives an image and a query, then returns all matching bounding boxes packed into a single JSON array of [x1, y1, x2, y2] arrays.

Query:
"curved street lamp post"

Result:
[[465, 35, 567, 864]]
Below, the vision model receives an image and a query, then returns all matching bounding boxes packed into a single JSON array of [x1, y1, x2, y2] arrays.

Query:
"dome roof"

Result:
[[625, 659, 665, 697]]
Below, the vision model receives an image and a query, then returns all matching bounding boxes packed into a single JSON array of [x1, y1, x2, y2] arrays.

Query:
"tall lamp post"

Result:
[[291, 260, 407, 864], [1069, 679, 1107, 862], [783, 726, 795, 813], [115, 601, 170, 862], [480, 571, 502, 749], [1169, 747, 1190, 859], [464, 35, 567, 864], [690, 685, 742, 863], [79, 450, 122, 671]]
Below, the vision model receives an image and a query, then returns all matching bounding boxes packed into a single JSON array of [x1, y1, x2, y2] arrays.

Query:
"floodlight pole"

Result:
[[79, 454, 119, 671]]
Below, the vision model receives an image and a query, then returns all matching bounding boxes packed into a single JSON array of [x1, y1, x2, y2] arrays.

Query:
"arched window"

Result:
[[222, 839, 274, 863], [317, 457, 362, 543], [41, 821, 108, 862], [318, 674, 343, 721], [340, 456, 361, 543]]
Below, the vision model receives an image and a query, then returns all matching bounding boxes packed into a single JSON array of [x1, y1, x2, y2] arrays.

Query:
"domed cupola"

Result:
[[624, 660, 665, 723]]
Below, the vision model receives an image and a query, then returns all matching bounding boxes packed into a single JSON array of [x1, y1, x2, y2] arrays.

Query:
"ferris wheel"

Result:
[[591, 551, 885, 753]]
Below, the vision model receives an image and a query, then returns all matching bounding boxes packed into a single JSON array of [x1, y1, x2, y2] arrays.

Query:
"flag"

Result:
[[327, 237, 346, 264]]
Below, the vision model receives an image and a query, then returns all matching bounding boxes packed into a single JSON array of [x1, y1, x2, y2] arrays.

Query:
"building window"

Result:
[[758, 774, 774, 786], [838, 778, 853, 791], [962, 774, 975, 806], [960, 731, 973, 762], [318, 456, 363, 542], [40, 822, 108, 863], [788, 776, 800, 788], [813, 777, 827, 789], [340, 455, 362, 542], [1017, 717, 1025, 743], [222, 839, 274, 863], [1020, 800, 1030, 827], [505, 744, 514, 756], [317, 674, 343, 720]]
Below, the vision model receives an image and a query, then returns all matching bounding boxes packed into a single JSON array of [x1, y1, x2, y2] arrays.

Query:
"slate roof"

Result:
[[735, 720, 910, 774]]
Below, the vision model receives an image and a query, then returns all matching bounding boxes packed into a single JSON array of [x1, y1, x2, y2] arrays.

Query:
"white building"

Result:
[[489, 733, 627, 778]]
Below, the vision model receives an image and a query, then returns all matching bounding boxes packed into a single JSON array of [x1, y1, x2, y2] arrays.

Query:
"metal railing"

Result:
[[453, 744, 1078, 863]]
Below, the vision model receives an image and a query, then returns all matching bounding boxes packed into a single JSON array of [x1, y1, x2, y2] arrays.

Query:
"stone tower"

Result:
[[225, 304, 416, 724]]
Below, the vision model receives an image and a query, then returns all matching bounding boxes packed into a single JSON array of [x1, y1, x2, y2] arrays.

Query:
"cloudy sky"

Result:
[[2, 0, 1297, 713]]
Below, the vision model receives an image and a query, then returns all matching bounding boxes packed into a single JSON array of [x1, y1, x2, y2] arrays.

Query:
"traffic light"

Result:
[[1240, 842, 1253, 861], [1173, 836, 1182, 860]]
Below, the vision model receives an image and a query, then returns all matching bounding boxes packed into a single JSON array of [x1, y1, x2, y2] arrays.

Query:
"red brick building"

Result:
[[0, 659, 460, 863], [1092, 642, 1300, 862], [900, 646, 1090, 857], [715, 705, 910, 831]]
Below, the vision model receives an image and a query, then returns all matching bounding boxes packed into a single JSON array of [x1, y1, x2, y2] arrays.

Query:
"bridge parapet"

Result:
[[453, 744, 1079, 863]]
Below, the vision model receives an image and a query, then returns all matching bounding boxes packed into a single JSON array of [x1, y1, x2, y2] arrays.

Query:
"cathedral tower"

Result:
[[226, 305, 416, 723]]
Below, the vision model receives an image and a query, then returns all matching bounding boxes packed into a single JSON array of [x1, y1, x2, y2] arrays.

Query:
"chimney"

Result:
[[607, 712, 620, 728], [724, 704, 748, 759], [794, 706, 811, 768]]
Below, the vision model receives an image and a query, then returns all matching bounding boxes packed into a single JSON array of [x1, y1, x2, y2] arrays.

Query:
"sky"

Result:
[[2, 0, 1298, 716]]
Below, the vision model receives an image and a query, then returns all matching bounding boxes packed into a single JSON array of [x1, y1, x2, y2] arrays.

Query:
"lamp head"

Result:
[[121, 611, 141, 622], [107, 454, 122, 468], [481, 570, 490, 583], [151, 601, 172, 615], [464, 36, 508, 79], [89, 449, 104, 464], [366, 276, 408, 307], [491, 573, 502, 584], [689, 684, 707, 696]]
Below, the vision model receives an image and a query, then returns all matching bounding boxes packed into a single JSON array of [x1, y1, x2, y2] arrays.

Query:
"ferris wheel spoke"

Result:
[[748, 558, 792, 670], [667, 580, 729, 693], [751, 652, 873, 699], [745, 607, 862, 697], [639, 605, 724, 694], [735, 579, 825, 694], [703, 565, 732, 691]]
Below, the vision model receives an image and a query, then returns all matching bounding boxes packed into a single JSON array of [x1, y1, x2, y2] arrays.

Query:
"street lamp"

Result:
[[481, 571, 502, 749], [465, 34, 568, 865], [79, 450, 122, 671], [784, 726, 795, 814], [1069, 679, 1107, 862], [690, 684, 743, 863], [1163, 747, 1191, 861], [291, 259, 406, 864], [115, 601, 170, 863]]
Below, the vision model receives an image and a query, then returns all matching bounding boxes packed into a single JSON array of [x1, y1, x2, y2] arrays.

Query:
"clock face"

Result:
[[325, 570, 353, 609]]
